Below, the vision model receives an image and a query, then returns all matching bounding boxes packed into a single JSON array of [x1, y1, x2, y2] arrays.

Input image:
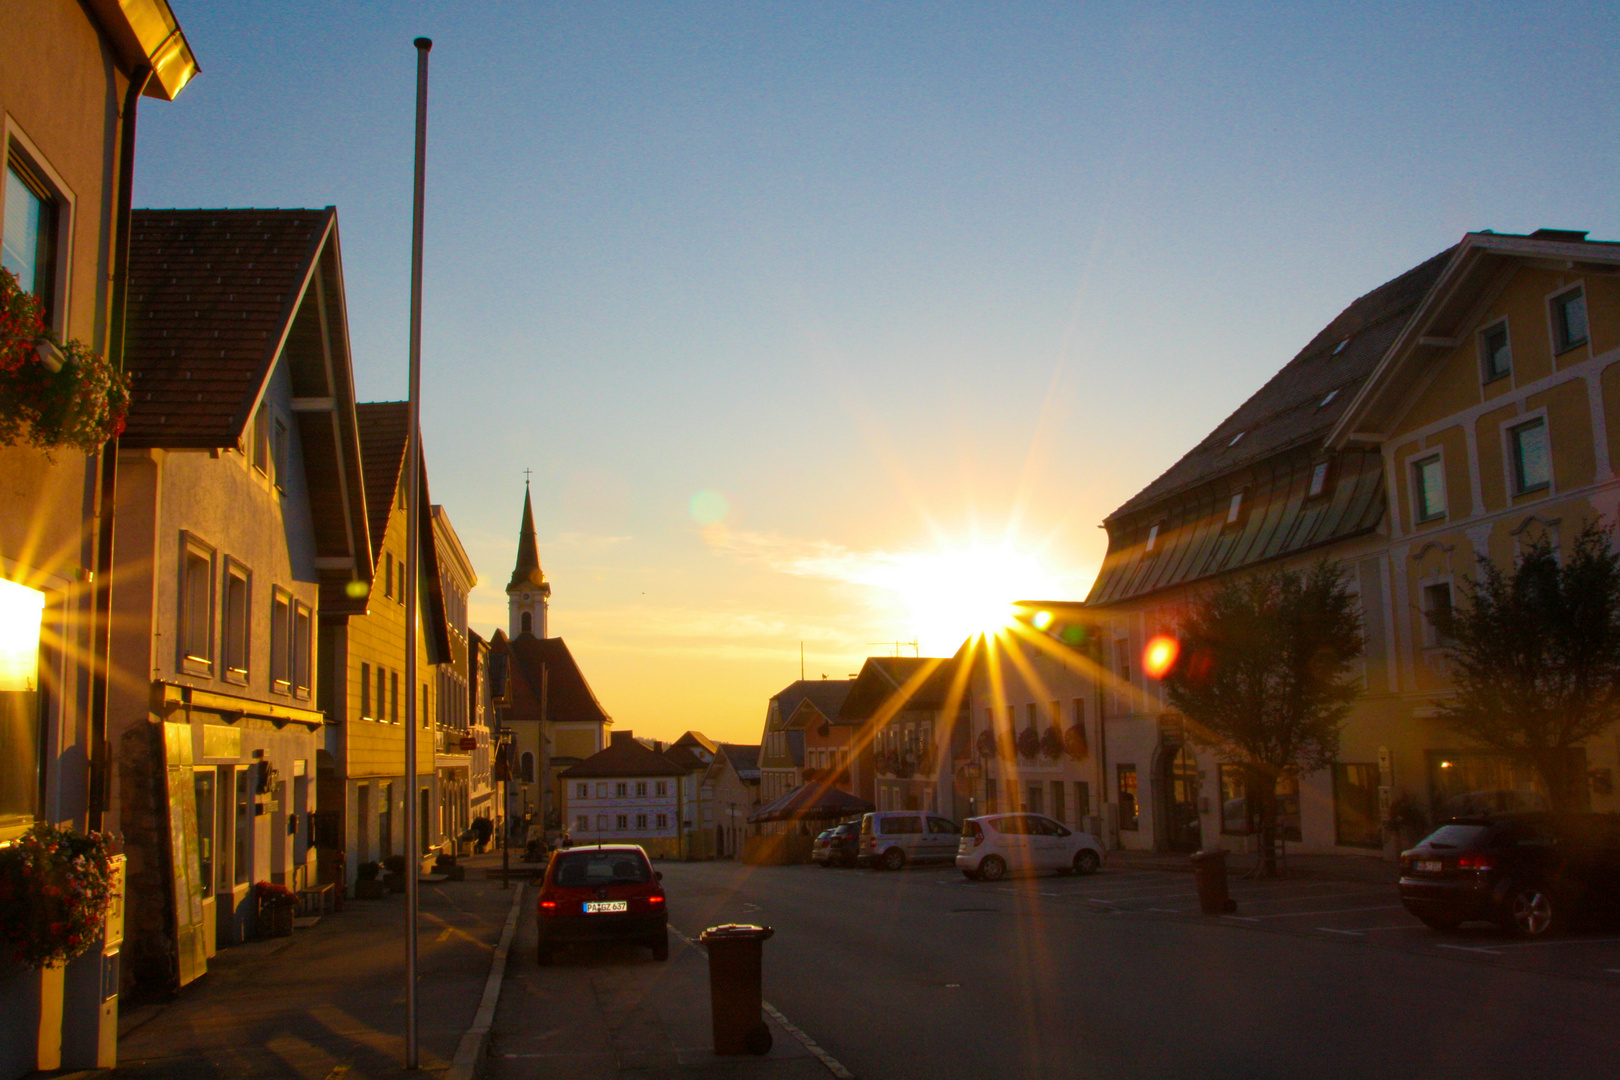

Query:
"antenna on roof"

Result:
[[800, 641, 804, 681]]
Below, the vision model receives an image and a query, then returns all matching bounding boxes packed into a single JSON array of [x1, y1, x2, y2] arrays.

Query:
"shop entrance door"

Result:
[[1162, 741, 1202, 852]]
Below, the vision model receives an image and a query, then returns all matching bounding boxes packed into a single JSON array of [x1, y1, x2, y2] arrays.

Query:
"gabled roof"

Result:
[[765, 679, 853, 732], [839, 657, 959, 722], [1108, 246, 1455, 523], [1330, 229, 1620, 446], [663, 745, 708, 772], [672, 731, 719, 755], [500, 634, 612, 727], [125, 207, 372, 610], [559, 733, 686, 779], [721, 743, 761, 779]]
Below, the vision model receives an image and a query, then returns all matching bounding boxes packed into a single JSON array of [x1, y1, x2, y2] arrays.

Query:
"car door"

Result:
[[999, 815, 1035, 870], [927, 816, 957, 862], [1029, 816, 1065, 869]]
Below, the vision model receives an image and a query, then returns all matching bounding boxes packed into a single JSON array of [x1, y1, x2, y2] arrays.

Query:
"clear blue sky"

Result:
[[138, 1, 1620, 744]]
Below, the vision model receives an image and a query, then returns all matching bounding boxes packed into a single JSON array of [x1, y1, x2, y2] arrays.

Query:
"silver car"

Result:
[[957, 813, 1105, 881], [857, 811, 961, 870]]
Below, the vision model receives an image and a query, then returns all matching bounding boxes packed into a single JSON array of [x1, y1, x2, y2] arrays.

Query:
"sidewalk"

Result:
[[95, 861, 523, 1079], [1108, 846, 1399, 885]]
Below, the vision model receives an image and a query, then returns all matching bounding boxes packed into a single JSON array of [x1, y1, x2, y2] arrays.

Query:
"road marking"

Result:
[[1319, 928, 1366, 936], [1319, 924, 1419, 935], [1250, 904, 1404, 920], [1222, 915, 1260, 922], [1227, 890, 1396, 908], [1437, 943, 1504, 955], [672, 927, 855, 1080], [1474, 936, 1620, 951]]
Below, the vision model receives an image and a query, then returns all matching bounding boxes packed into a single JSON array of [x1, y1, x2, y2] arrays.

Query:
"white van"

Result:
[[857, 811, 960, 870]]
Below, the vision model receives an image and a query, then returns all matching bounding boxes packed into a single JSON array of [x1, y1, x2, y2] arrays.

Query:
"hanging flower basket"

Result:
[[0, 268, 130, 456], [1063, 724, 1089, 760], [0, 823, 117, 969], [1040, 726, 1064, 760], [1017, 727, 1041, 760]]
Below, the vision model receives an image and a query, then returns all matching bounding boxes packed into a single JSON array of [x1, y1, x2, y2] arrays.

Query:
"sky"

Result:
[[135, 1, 1620, 746]]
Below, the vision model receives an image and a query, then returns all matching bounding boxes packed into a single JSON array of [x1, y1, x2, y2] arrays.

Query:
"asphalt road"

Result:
[[650, 859, 1620, 1080]]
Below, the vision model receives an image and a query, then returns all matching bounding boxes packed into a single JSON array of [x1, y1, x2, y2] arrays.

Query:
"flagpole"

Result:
[[404, 34, 431, 1071]]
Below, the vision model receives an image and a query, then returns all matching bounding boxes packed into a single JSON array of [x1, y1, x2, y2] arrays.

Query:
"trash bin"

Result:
[[699, 923, 775, 1055], [1190, 849, 1237, 914]]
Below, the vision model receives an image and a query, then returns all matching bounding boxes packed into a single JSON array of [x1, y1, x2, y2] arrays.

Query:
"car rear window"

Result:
[[1419, 824, 1489, 850], [552, 850, 651, 887]]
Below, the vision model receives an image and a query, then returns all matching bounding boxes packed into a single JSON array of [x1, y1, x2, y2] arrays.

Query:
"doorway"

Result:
[[1161, 742, 1201, 852]]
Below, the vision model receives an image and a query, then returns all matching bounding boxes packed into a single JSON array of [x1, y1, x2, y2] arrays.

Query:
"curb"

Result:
[[447, 882, 526, 1080]]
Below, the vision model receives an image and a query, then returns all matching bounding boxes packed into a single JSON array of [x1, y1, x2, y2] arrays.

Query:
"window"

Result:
[[1318, 389, 1339, 408], [1333, 763, 1382, 848], [272, 418, 289, 489], [636, 813, 648, 830], [520, 752, 534, 783], [271, 590, 291, 690], [575, 815, 589, 832], [983, 777, 997, 815], [635, 781, 647, 797], [384, 552, 393, 598], [360, 662, 372, 719], [1145, 523, 1159, 553], [1225, 492, 1244, 525], [596, 814, 608, 832], [1552, 287, 1588, 352], [221, 561, 249, 683], [615, 782, 628, 798], [1422, 582, 1454, 647], [3, 156, 60, 324], [234, 766, 252, 885], [1027, 783, 1042, 815], [1308, 460, 1330, 498], [576, 783, 588, 799], [596, 783, 607, 798], [1051, 782, 1066, 823], [1117, 765, 1139, 830], [180, 539, 214, 673], [520, 611, 532, 635], [292, 602, 311, 694], [1480, 321, 1511, 381], [1074, 781, 1091, 820], [423, 682, 430, 728], [252, 404, 270, 474], [616, 815, 628, 831], [0, 578, 46, 829], [1115, 639, 1131, 685], [656, 813, 668, 830], [1219, 765, 1250, 835], [1413, 455, 1445, 523], [387, 669, 396, 723], [1509, 418, 1551, 494]]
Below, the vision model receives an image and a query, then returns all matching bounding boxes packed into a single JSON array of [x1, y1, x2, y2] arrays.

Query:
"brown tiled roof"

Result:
[[356, 402, 408, 563], [124, 209, 331, 447], [503, 635, 612, 727], [559, 734, 687, 779], [1107, 246, 1455, 522], [838, 656, 959, 721], [766, 679, 853, 732]]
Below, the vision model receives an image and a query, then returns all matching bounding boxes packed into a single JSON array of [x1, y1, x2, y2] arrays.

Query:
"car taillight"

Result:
[[648, 895, 664, 905], [1457, 854, 1493, 872], [539, 898, 558, 915]]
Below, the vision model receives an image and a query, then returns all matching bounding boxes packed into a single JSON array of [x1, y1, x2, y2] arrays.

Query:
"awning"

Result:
[[748, 781, 874, 824]]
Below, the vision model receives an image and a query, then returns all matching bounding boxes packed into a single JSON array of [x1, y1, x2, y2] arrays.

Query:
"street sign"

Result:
[[459, 736, 478, 751]]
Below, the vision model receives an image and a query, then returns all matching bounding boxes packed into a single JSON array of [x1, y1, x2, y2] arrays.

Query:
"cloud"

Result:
[[699, 526, 923, 592]]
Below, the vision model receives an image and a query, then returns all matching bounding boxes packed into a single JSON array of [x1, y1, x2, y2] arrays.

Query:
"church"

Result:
[[488, 483, 613, 840]]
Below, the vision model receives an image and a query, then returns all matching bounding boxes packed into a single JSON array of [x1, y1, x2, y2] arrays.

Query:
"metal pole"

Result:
[[403, 35, 432, 1071]]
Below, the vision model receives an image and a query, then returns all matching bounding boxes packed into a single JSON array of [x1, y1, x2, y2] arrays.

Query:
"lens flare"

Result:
[[1031, 610, 1053, 631], [1143, 634, 1179, 679], [689, 489, 729, 526]]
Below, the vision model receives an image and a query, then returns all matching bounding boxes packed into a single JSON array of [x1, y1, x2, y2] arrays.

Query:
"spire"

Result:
[[507, 482, 547, 593]]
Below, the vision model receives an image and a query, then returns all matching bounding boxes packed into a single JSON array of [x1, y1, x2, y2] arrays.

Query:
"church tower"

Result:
[[507, 482, 551, 638]]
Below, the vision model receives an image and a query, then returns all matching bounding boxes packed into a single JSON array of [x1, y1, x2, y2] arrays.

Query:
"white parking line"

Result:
[[1249, 904, 1404, 920], [1227, 890, 1396, 909], [1470, 936, 1620, 951], [1318, 924, 1421, 935]]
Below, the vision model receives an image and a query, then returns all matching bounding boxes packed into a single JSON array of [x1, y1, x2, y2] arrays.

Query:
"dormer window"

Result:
[[1319, 389, 1339, 409], [1332, 339, 1349, 355], [1308, 460, 1331, 498], [1226, 492, 1244, 526], [1145, 522, 1160, 553], [1228, 431, 1246, 448]]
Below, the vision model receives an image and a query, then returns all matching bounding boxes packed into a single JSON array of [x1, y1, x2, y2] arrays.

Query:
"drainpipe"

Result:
[[88, 64, 153, 833]]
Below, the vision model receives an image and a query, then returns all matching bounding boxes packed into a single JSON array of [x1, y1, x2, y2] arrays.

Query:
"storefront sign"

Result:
[[163, 722, 208, 987]]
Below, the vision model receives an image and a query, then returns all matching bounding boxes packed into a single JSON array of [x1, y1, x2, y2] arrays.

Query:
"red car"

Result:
[[535, 844, 668, 964]]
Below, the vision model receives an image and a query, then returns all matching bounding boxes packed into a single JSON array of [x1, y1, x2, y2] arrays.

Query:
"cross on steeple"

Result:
[[523, 467, 532, 486]]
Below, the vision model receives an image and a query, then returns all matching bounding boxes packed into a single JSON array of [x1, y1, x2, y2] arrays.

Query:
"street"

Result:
[[494, 859, 1620, 1080]]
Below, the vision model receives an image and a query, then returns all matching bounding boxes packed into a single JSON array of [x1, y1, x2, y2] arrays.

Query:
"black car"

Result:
[[811, 822, 860, 867], [1398, 812, 1620, 937]]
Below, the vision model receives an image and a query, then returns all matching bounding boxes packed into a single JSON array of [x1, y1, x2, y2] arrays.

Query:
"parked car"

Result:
[[1398, 812, 1620, 937], [535, 844, 668, 964], [812, 822, 861, 867], [858, 811, 961, 870], [957, 813, 1105, 881]]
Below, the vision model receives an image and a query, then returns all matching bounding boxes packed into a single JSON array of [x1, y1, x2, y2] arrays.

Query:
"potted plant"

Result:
[[383, 854, 409, 893], [254, 881, 297, 938], [0, 823, 117, 969], [1040, 726, 1064, 760], [1063, 724, 1089, 760], [354, 861, 384, 900], [1017, 726, 1041, 760], [0, 268, 130, 457]]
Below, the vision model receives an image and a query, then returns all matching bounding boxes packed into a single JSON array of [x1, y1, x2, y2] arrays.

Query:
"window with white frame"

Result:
[[271, 589, 291, 690], [292, 601, 311, 694], [596, 814, 608, 832], [3, 152, 62, 326], [576, 782, 588, 800], [636, 813, 648, 829], [221, 560, 250, 683], [1509, 417, 1551, 494], [180, 537, 215, 673], [1480, 320, 1511, 381], [1552, 287, 1588, 352], [1308, 460, 1331, 498], [575, 815, 588, 832], [656, 780, 668, 797], [615, 814, 628, 831], [635, 781, 647, 797], [656, 813, 668, 830], [1413, 456, 1446, 523]]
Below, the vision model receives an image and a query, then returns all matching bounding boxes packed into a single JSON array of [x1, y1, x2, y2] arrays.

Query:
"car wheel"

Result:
[[1074, 849, 1101, 876], [1414, 911, 1464, 932], [979, 856, 1006, 882], [536, 945, 554, 966], [883, 847, 907, 872], [651, 934, 669, 962], [1503, 883, 1565, 938]]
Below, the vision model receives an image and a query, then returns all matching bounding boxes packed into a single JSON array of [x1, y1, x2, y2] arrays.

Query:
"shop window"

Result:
[[1118, 764, 1139, 830], [1333, 763, 1382, 848], [194, 770, 216, 898], [1027, 783, 1043, 815]]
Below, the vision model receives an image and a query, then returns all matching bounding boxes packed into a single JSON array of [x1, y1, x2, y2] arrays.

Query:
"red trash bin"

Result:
[[699, 923, 775, 1055], [1191, 849, 1237, 914]]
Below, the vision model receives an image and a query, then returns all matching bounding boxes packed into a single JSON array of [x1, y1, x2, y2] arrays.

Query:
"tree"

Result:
[[1161, 562, 1363, 876], [1432, 523, 1620, 812]]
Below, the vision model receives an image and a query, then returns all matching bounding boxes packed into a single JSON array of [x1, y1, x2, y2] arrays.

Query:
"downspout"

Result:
[[88, 64, 153, 832]]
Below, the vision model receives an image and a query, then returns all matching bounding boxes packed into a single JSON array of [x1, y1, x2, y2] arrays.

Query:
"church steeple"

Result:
[[507, 481, 550, 638]]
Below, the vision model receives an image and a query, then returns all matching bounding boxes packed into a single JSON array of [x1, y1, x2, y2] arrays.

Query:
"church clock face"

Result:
[[522, 593, 531, 601]]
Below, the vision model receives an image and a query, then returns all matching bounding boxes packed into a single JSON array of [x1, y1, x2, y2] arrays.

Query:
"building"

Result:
[[665, 731, 719, 858], [559, 731, 686, 857], [1, 4, 195, 1071], [702, 743, 761, 858], [316, 401, 450, 890], [1084, 229, 1620, 856], [431, 505, 478, 846], [466, 629, 496, 831], [839, 657, 969, 820], [757, 679, 852, 831], [108, 207, 371, 994]]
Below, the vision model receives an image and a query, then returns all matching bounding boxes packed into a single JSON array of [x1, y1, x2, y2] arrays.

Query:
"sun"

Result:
[[879, 544, 1064, 655]]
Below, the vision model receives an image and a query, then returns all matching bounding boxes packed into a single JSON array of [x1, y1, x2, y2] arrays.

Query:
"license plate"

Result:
[[584, 900, 628, 913], [1416, 860, 1442, 873]]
